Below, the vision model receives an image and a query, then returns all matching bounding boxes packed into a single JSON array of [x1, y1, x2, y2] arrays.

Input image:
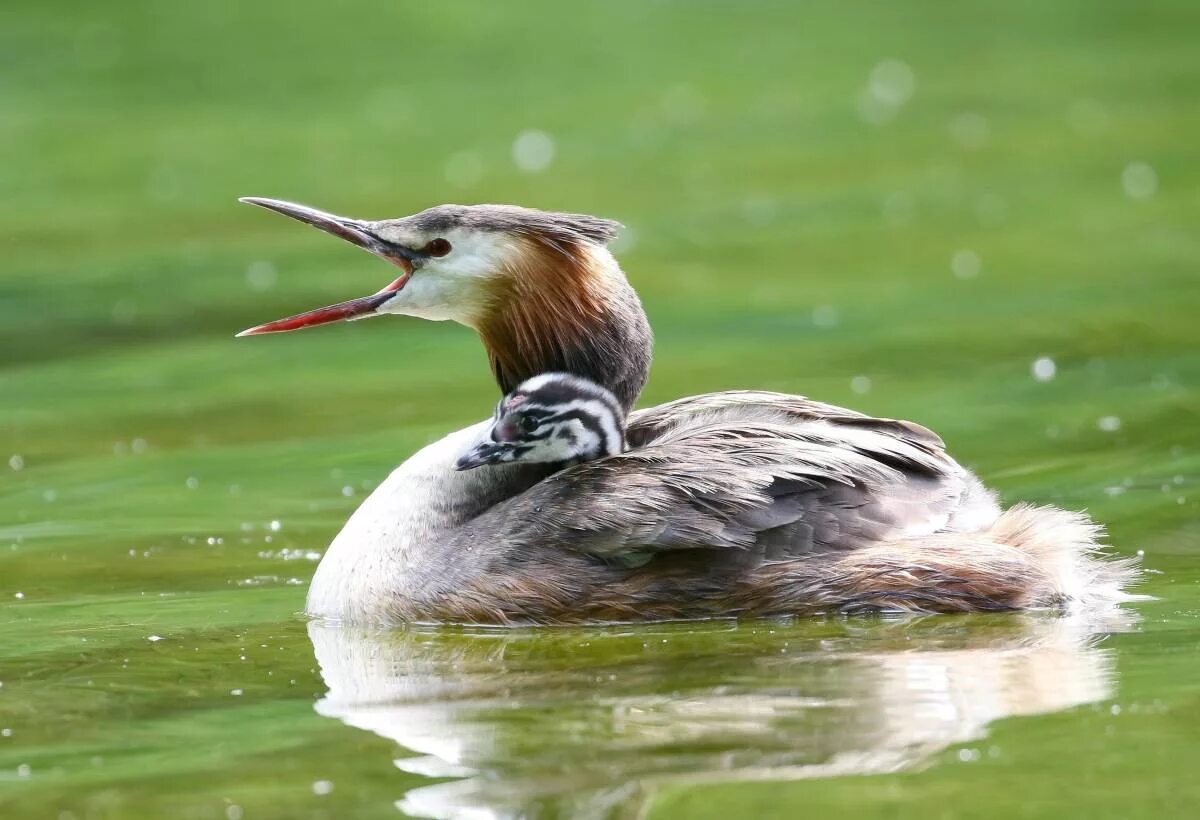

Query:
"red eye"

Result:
[[424, 238, 452, 257]]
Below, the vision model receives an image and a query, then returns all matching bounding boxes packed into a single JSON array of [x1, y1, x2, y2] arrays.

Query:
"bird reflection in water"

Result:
[[308, 609, 1135, 819]]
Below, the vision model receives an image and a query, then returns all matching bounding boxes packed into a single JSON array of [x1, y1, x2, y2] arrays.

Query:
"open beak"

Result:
[[235, 197, 417, 337], [454, 441, 510, 471]]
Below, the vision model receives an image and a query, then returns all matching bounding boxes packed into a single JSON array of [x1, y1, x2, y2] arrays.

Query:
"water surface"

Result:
[[3, 1, 1199, 817]]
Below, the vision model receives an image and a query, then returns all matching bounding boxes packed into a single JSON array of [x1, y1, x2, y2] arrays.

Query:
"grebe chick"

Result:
[[455, 373, 625, 471]]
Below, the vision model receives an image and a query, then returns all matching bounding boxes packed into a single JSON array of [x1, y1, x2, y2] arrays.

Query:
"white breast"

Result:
[[306, 421, 493, 622]]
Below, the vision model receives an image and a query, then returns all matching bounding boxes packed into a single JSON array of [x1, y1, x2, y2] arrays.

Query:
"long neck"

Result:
[[477, 242, 652, 412]]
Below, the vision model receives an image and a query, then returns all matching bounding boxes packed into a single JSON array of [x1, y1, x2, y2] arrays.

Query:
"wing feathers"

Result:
[[453, 392, 970, 563]]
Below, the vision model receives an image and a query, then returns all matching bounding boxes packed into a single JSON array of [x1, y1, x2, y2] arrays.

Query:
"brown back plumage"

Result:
[[449, 390, 958, 560]]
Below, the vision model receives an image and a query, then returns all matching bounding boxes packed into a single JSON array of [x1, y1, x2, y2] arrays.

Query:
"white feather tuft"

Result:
[[990, 504, 1148, 607]]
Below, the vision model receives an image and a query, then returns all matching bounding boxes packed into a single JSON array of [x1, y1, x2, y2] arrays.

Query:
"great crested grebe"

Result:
[[237, 198, 1140, 624]]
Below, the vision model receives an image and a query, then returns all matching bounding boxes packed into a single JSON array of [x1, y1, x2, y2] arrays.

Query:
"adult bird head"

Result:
[[235, 198, 653, 409]]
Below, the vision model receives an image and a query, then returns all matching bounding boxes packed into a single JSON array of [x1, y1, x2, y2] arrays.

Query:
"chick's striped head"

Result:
[[455, 373, 626, 470]]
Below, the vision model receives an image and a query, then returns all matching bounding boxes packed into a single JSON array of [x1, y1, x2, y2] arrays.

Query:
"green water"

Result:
[[3, 0, 1199, 817]]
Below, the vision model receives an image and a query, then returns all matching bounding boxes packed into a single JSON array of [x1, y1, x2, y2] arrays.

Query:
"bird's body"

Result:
[[239, 198, 1141, 625]]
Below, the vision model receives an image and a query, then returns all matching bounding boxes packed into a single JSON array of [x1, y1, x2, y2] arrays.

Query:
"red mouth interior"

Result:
[[235, 271, 410, 337]]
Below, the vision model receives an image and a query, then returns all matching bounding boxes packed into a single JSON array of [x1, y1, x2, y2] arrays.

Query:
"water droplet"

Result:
[[812, 305, 839, 328], [147, 635, 163, 642], [868, 59, 916, 106], [269, 520, 282, 532], [16, 763, 31, 778], [230, 688, 243, 697], [740, 195, 777, 227], [312, 780, 334, 796], [246, 261, 277, 292], [850, 375, 872, 395], [1031, 357, 1057, 382], [14, 592, 24, 600], [951, 249, 981, 279], [341, 486, 354, 497], [1121, 162, 1157, 200], [186, 476, 200, 490], [512, 130, 555, 173], [225, 805, 243, 820], [1097, 416, 1122, 433]]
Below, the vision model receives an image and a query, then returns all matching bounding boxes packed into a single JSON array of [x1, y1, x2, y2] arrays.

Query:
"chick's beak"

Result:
[[454, 441, 510, 471], [235, 197, 417, 337]]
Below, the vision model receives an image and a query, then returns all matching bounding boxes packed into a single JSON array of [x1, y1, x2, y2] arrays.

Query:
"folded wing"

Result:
[[453, 391, 989, 563]]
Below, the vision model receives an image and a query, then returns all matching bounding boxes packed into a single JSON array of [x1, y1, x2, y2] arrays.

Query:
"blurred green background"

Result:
[[2, 1, 1198, 818]]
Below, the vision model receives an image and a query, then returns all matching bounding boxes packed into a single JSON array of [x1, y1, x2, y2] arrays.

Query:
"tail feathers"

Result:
[[815, 504, 1145, 615], [989, 503, 1147, 608]]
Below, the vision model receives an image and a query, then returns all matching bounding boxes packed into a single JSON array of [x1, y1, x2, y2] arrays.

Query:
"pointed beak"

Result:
[[235, 197, 417, 337], [454, 441, 510, 471]]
